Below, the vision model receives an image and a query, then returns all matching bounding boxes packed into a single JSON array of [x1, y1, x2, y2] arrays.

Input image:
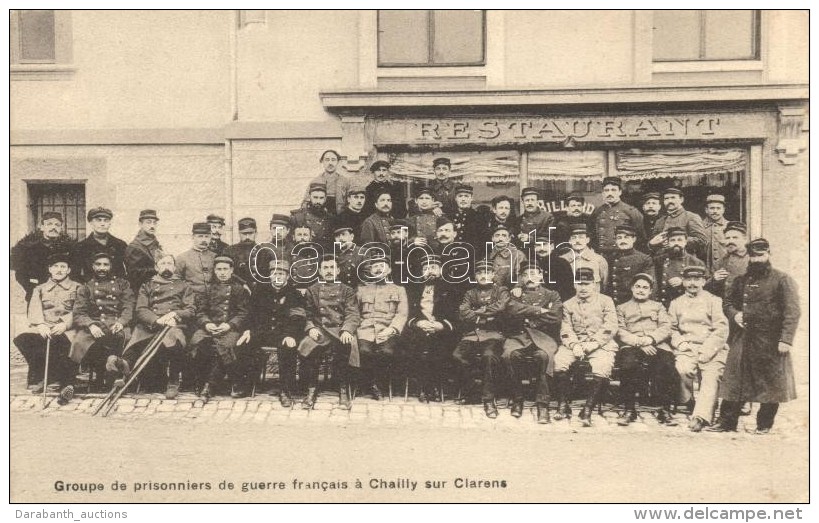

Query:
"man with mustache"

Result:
[[175, 222, 217, 298], [559, 223, 608, 292], [427, 157, 458, 217], [224, 217, 259, 286], [654, 227, 707, 308], [303, 149, 351, 215], [12, 211, 76, 303], [711, 239, 801, 435], [668, 265, 729, 432], [364, 160, 407, 219], [639, 192, 662, 252], [591, 177, 645, 262], [206, 214, 229, 255], [705, 221, 749, 298], [408, 187, 439, 243], [552, 193, 590, 256], [486, 224, 527, 289], [289, 225, 322, 291], [449, 183, 483, 248], [360, 189, 395, 245], [333, 225, 365, 287], [516, 187, 554, 250], [291, 182, 332, 249], [125, 209, 163, 292], [702, 193, 729, 271], [483, 195, 518, 245], [649, 187, 708, 259], [608, 224, 655, 304], [71, 207, 128, 283], [337, 181, 370, 239]]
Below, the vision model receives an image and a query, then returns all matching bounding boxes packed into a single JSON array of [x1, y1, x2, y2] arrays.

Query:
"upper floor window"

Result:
[[653, 10, 760, 62], [10, 10, 74, 79], [378, 10, 485, 67]]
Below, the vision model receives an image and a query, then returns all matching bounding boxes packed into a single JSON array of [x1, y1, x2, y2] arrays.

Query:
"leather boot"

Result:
[[279, 391, 293, 408], [536, 403, 551, 424], [580, 376, 609, 426], [617, 408, 638, 426], [483, 398, 499, 419], [510, 399, 524, 418], [338, 386, 352, 410], [302, 387, 317, 410], [200, 382, 212, 402], [554, 401, 572, 421]]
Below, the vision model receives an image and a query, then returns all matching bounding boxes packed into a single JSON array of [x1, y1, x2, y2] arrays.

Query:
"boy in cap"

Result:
[[553, 267, 619, 426], [653, 227, 707, 308], [206, 214, 229, 255], [13, 252, 80, 404], [12, 211, 76, 303], [705, 221, 748, 298], [502, 262, 563, 423], [560, 223, 608, 291], [72, 207, 128, 282], [189, 256, 251, 399], [175, 222, 218, 297], [125, 209, 163, 292], [450, 183, 483, 248], [360, 188, 394, 245], [291, 182, 332, 248], [453, 260, 511, 418], [702, 192, 729, 270], [224, 217, 259, 286], [517, 187, 554, 249], [649, 187, 708, 259], [364, 160, 407, 219], [615, 273, 677, 426], [590, 177, 645, 261], [608, 224, 655, 304]]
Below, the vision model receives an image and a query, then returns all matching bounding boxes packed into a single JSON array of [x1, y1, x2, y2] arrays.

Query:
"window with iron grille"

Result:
[[28, 183, 86, 240], [653, 10, 760, 62], [378, 10, 486, 67]]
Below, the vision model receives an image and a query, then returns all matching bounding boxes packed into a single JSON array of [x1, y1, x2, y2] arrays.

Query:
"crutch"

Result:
[[42, 337, 51, 410]]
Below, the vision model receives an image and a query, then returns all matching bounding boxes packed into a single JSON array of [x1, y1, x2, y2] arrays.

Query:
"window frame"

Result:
[[652, 9, 761, 63], [377, 10, 487, 68], [10, 9, 75, 80]]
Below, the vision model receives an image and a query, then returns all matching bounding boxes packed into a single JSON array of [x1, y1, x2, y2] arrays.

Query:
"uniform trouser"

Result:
[[197, 342, 255, 389], [719, 400, 780, 431], [503, 345, 551, 404], [14, 333, 75, 387], [676, 354, 725, 424], [553, 346, 616, 406], [404, 329, 453, 393], [452, 338, 503, 401], [277, 346, 298, 395], [84, 334, 128, 389], [618, 346, 677, 409], [299, 342, 350, 391], [124, 339, 185, 388], [358, 338, 398, 389]]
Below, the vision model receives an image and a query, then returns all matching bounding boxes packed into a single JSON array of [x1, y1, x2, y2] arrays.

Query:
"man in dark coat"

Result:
[[291, 182, 332, 248], [552, 193, 590, 256], [360, 189, 395, 245], [516, 187, 554, 249], [71, 207, 128, 283], [364, 160, 407, 219], [336, 181, 369, 239], [591, 177, 645, 262], [654, 227, 707, 308], [710, 239, 801, 434], [124, 209, 163, 292], [449, 183, 484, 250], [224, 217, 259, 286], [608, 224, 655, 304], [649, 187, 708, 259], [639, 192, 662, 252], [11, 211, 76, 304], [206, 214, 229, 255]]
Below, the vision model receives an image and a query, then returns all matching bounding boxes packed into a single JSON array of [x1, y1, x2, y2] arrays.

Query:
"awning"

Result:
[[615, 148, 747, 180]]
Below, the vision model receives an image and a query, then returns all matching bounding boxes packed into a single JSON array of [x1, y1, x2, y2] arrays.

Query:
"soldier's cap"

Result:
[[91, 251, 112, 263], [681, 266, 707, 278], [570, 223, 589, 236], [390, 219, 411, 231], [192, 222, 211, 234], [724, 221, 747, 235], [666, 226, 687, 238], [47, 252, 71, 266], [346, 180, 367, 195], [432, 157, 451, 168], [521, 186, 540, 198], [602, 176, 622, 188], [491, 223, 510, 234], [308, 182, 327, 194], [455, 183, 473, 195], [705, 193, 726, 205], [662, 187, 683, 197], [567, 193, 585, 204], [269, 214, 290, 227], [520, 262, 542, 274], [333, 225, 354, 236], [369, 160, 390, 172], [269, 259, 290, 272], [747, 238, 771, 255], [631, 272, 654, 287], [423, 253, 442, 266], [87, 207, 113, 222], [214, 255, 234, 267], [320, 254, 337, 263], [138, 209, 159, 222], [642, 192, 661, 203], [42, 211, 64, 223], [415, 187, 435, 199], [615, 224, 638, 237], [238, 217, 257, 232], [474, 260, 494, 273], [363, 255, 390, 268], [575, 267, 596, 282], [206, 214, 225, 225], [436, 216, 453, 229]]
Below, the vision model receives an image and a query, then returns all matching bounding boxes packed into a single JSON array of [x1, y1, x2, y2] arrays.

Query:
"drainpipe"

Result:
[[224, 10, 239, 243]]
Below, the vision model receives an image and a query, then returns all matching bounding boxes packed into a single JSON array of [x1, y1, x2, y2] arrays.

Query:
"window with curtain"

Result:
[[653, 10, 760, 61], [378, 10, 486, 66]]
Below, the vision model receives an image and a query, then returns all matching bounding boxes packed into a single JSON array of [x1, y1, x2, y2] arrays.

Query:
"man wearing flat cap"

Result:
[[591, 177, 645, 262], [517, 186, 554, 251], [450, 183, 483, 248], [364, 160, 407, 219], [609, 224, 655, 304], [713, 239, 801, 435], [125, 209, 163, 292], [291, 182, 332, 248], [653, 226, 707, 308], [702, 192, 729, 271], [224, 217, 259, 286], [71, 207, 128, 283], [303, 149, 351, 215], [12, 211, 76, 303], [705, 221, 749, 298], [175, 222, 218, 297], [649, 187, 708, 259], [206, 214, 229, 255], [337, 180, 370, 238]]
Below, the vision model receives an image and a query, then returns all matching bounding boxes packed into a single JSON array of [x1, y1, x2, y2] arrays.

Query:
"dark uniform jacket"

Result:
[[336, 243, 365, 287], [11, 232, 77, 303], [360, 212, 394, 245], [552, 213, 590, 255], [608, 249, 656, 304], [364, 180, 408, 219], [190, 276, 251, 362], [70, 276, 135, 363], [124, 275, 196, 351], [224, 240, 257, 286], [591, 201, 645, 255], [503, 287, 563, 367], [449, 207, 484, 249], [125, 230, 163, 292], [459, 284, 511, 341], [517, 209, 555, 248], [297, 281, 361, 366], [535, 254, 576, 302], [336, 208, 368, 240], [208, 237, 229, 256], [654, 251, 707, 308], [408, 209, 438, 242], [250, 284, 306, 348], [290, 207, 332, 248], [651, 208, 708, 259], [406, 279, 461, 333], [71, 234, 128, 283], [428, 178, 458, 216]]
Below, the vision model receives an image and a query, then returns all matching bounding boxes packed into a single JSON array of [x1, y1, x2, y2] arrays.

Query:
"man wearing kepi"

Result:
[[710, 239, 801, 434], [516, 186, 553, 249], [654, 226, 707, 308], [552, 267, 618, 426], [364, 160, 407, 219], [668, 265, 729, 432], [125, 209, 163, 292], [502, 262, 563, 424], [705, 221, 748, 298], [176, 222, 217, 297], [608, 224, 655, 304], [649, 187, 708, 258], [206, 214, 229, 255], [72, 206, 128, 283], [224, 217, 259, 286], [591, 176, 644, 262], [428, 157, 458, 216], [70, 251, 135, 392], [702, 192, 729, 271]]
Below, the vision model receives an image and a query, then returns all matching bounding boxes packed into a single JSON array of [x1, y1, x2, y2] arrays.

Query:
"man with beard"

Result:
[[298, 255, 361, 410], [705, 221, 749, 298], [449, 183, 483, 249], [125, 209, 163, 292], [70, 252, 135, 392], [560, 223, 608, 291], [304, 149, 350, 215], [360, 189, 394, 245], [702, 193, 729, 271], [224, 218, 259, 286], [615, 273, 677, 427], [516, 187, 554, 250], [364, 160, 407, 219], [189, 256, 251, 399], [552, 193, 589, 255], [710, 239, 801, 435], [483, 195, 518, 245], [552, 267, 618, 426], [175, 222, 217, 297], [71, 207, 128, 282], [649, 187, 708, 259], [12, 211, 76, 304], [333, 225, 365, 287], [502, 262, 563, 424], [654, 227, 707, 308], [639, 192, 662, 252], [486, 224, 527, 289], [590, 177, 645, 262], [337, 181, 369, 238], [291, 182, 332, 248], [668, 266, 729, 432], [206, 214, 229, 255], [608, 224, 655, 304], [427, 157, 458, 216], [122, 254, 196, 399], [245, 259, 306, 407]]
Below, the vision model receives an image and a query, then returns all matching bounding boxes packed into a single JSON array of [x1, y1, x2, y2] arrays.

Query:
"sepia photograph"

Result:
[[6, 7, 809, 510]]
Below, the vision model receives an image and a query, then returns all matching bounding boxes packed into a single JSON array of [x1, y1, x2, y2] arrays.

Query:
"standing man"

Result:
[[364, 160, 407, 219], [360, 189, 394, 245], [224, 217, 259, 286], [517, 187, 554, 249], [591, 177, 644, 262], [12, 211, 76, 304], [450, 183, 483, 248], [654, 227, 707, 308], [484, 196, 518, 245], [336, 181, 369, 239], [291, 182, 332, 248], [206, 214, 229, 255], [706, 221, 749, 298], [702, 193, 729, 271], [649, 187, 708, 258], [408, 188, 438, 242], [608, 224, 655, 304], [560, 223, 608, 291], [639, 192, 662, 251], [711, 239, 801, 434], [125, 209, 163, 293], [175, 222, 217, 297], [333, 225, 364, 287], [552, 193, 589, 255], [304, 149, 350, 215], [428, 157, 457, 216], [72, 207, 128, 282], [486, 224, 526, 289]]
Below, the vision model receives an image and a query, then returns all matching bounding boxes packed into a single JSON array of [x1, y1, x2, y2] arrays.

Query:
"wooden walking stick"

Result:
[[42, 336, 51, 410]]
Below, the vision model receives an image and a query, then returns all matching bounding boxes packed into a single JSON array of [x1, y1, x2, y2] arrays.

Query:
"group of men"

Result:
[[10, 150, 801, 434]]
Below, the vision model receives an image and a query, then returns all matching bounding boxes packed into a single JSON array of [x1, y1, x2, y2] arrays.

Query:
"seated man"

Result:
[[356, 256, 408, 400], [190, 256, 251, 400], [247, 259, 306, 407], [297, 255, 361, 410], [668, 265, 729, 432], [453, 260, 511, 419], [13, 252, 80, 405], [70, 252, 135, 392], [122, 254, 196, 399], [615, 273, 677, 427], [502, 262, 563, 424], [553, 267, 619, 426]]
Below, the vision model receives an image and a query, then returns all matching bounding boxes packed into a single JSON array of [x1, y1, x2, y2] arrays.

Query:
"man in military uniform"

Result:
[[190, 256, 251, 399], [502, 262, 563, 423], [427, 157, 458, 216], [486, 224, 527, 289], [122, 254, 196, 399], [291, 182, 332, 248], [246, 259, 306, 407], [12, 211, 76, 303], [649, 187, 708, 259], [13, 252, 80, 404], [654, 227, 707, 308], [639, 192, 662, 252], [484, 195, 518, 245], [206, 214, 229, 255], [453, 260, 511, 418], [337, 181, 369, 238], [125, 209, 163, 292], [516, 187, 554, 249], [224, 217, 259, 286], [70, 252, 135, 392], [408, 187, 439, 242], [560, 223, 608, 291], [304, 150, 350, 215], [289, 225, 322, 291], [615, 273, 677, 426], [298, 255, 361, 409], [531, 239, 575, 301], [360, 189, 394, 245], [552, 193, 589, 255], [608, 224, 655, 304], [702, 193, 729, 271], [364, 160, 407, 219], [668, 265, 729, 432], [333, 225, 364, 287], [175, 222, 217, 297], [72, 207, 128, 282], [553, 267, 619, 426], [388, 219, 414, 284], [711, 239, 801, 434], [706, 221, 749, 298], [449, 183, 483, 248], [591, 177, 645, 262]]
